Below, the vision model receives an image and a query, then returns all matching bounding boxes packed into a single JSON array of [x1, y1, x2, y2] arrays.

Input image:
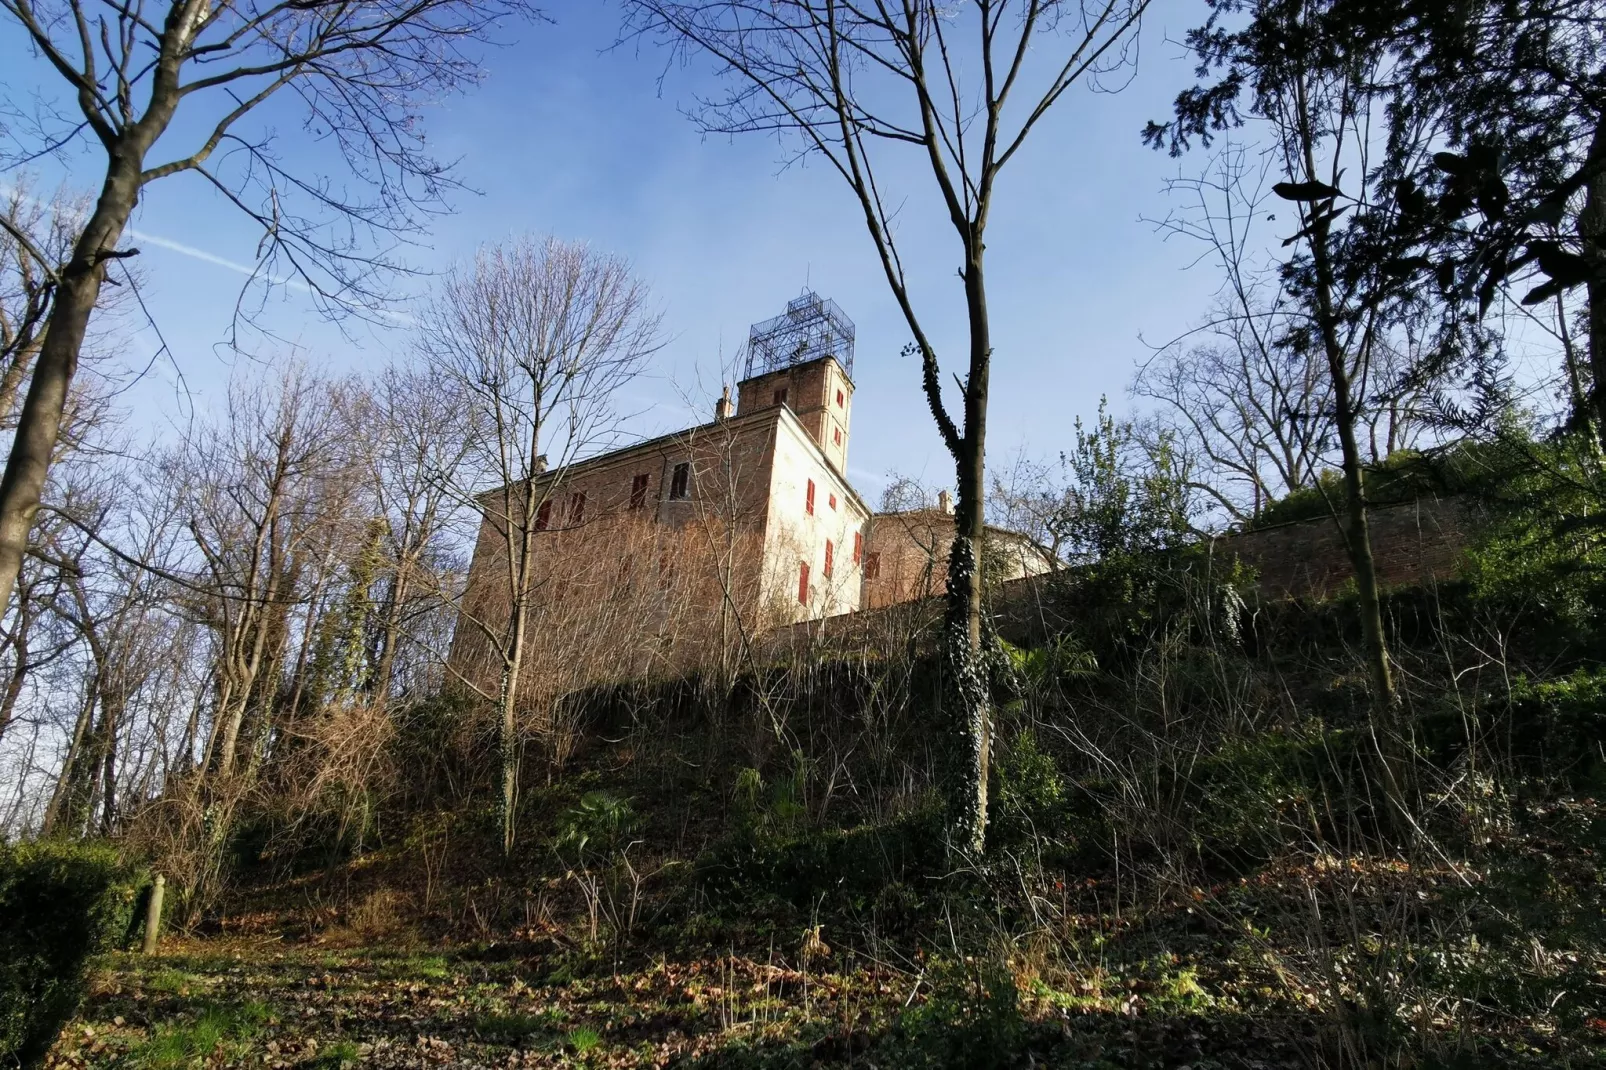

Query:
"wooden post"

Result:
[[141, 874, 164, 955]]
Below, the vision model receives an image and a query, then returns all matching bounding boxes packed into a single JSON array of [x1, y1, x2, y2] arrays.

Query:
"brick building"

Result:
[[450, 293, 1009, 696], [861, 493, 1056, 610]]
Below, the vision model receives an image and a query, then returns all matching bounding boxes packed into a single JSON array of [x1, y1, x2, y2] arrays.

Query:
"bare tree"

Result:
[[989, 454, 1076, 566], [50, 508, 174, 837], [423, 236, 662, 854], [1139, 148, 1427, 525], [0, 181, 62, 429], [174, 367, 348, 782], [347, 368, 475, 702], [625, 0, 1151, 853], [0, 0, 537, 622], [1135, 297, 1332, 524], [1148, 0, 1466, 723]]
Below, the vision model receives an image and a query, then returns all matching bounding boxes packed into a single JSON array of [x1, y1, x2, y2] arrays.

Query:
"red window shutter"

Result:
[[853, 531, 863, 564], [824, 540, 834, 578], [828, 493, 837, 510], [798, 561, 810, 604], [864, 552, 880, 579], [805, 479, 815, 515], [833, 427, 842, 446], [536, 500, 552, 531], [836, 389, 844, 406]]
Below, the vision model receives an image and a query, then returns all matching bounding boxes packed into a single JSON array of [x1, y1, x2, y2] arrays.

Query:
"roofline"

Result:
[[737, 352, 854, 389], [869, 508, 1057, 562], [474, 409, 760, 504], [771, 404, 872, 517], [474, 401, 871, 518]]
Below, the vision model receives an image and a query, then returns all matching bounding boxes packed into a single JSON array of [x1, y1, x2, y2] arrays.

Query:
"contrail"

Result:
[[2, 180, 308, 288], [3, 181, 413, 324], [127, 227, 416, 325], [128, 227, 314, 294]]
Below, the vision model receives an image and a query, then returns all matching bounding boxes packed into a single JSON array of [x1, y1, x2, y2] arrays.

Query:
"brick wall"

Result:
[[763, 496, 1481, 657], [1206, 497, 1476, 600]]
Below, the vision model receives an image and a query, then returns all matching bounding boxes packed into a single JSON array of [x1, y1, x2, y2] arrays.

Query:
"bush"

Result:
[[990, 729, 1070, 854], [0, 840, 140, 1070], [1502, 670, 1606, 785], [694, 807, 947, 927], [880, 958, 1024, 1069]]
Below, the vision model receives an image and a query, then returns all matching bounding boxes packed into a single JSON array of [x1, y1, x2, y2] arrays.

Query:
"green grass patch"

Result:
[[373, 952, 451, 981], [307, 1039, 361, 1068], [474, 1011, 552, 1042], [126, 1001, 269, 1070], [135, 967, 196, 997]]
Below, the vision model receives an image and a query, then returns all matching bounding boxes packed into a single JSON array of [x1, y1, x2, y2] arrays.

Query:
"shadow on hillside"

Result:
[[673, 1007, 1535, 1070]]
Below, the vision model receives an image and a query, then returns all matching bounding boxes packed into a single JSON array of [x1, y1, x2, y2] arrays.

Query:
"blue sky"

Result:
[[3, 1, 1226, 499]]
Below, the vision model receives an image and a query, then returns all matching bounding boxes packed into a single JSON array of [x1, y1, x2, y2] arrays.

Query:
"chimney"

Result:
[[937, 489, 953, 514], [715, 383, 734, 421], [534, 455, 548, 474]]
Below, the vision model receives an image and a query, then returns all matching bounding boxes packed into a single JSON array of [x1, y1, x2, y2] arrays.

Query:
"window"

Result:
[[833, 427, 842, 446], [805, 479, 815, 515], [797, 561, 810, 604], [669, 462, 691, 500], [864, 552, 881, 580], [836, 389, 845, 407], [828, 493, 837, 511], [853, 531, 863, 564], [535, 499, 552, 531], [630, 473, 650, 509], [824, 539, 834, 578], [568, 492, 586, 524], [773, 387, 788, 406]]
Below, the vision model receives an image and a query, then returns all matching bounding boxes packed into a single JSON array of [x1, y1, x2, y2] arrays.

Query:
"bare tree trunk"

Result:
[[498, 579, 531, 855], [1308, 202, 1396, 719], [0, 596, 33, 744], [216, 540, 286, 777], [1578, 119, 1606, 447], [42, 677, 97, 837], [177, 681, 207, 773], [369, 569, 411, 700], [96, 687, 124, 836], [0, 151, 150, 616], [945, 245, 993, 855]]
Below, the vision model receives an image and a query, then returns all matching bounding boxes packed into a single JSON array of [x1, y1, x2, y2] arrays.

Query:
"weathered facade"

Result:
[[862, 495, 1056, 610], [448, 293, 1059, 703], [448, 295, 887, 701]]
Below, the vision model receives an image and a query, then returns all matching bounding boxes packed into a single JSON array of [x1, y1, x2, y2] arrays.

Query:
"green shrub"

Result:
[[991, 730, 1070, 855], [1502, 670, 1606, 785], [556, 791, 638, 863], [694, 807, 947, 926], [880, 958, 1024, 1069], [0, 840, 140, 1070]]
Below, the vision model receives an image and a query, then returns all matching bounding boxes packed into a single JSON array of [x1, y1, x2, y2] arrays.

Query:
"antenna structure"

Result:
[[745, 292, 855, 380]]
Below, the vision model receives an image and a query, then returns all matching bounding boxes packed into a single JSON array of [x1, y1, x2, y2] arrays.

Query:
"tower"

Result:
[[735, 292, 855, 473]]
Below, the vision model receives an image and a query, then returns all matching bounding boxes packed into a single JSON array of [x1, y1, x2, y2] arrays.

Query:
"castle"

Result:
[[447, 294, 1051, 698]]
